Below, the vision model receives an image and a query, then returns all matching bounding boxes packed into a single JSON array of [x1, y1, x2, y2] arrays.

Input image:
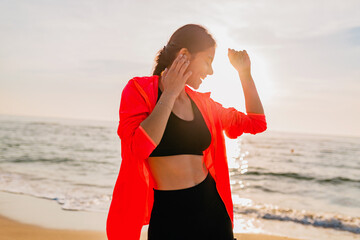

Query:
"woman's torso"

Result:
[[147, 87, 211, 190]]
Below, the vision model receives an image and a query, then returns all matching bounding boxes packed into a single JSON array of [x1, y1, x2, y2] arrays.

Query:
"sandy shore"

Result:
[[0, 214, 299, 240], [0, 214, 107, 240], [0, 191, 301, 240]]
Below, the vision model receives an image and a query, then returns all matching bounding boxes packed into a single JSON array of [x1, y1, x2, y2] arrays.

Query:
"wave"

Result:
[[4, 157, 74, 164], [2, 157, 112, 165], [246, 171, 315, 180], [251, 185, 285, 194], [244, 171, 360, 185], [234, 204, 360, 234], [318, 177, 360, 185]]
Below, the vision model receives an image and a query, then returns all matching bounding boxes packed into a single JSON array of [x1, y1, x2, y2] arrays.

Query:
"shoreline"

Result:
[[0, 214, 301, 240], [0, 190, 303, 240], [0, 190, 108, 231]]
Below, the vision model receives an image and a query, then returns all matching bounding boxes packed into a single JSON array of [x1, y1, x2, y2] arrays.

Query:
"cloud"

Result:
[[343, 26, 360, 46], [222, 0, 360, 38]]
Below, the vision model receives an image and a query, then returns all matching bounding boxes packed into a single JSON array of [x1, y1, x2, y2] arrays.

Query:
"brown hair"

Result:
[[152, 24, 216, 76]]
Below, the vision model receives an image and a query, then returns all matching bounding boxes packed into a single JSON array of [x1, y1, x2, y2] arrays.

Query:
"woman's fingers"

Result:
[[170, 54, 185, 72], [174, 54, 187, 72], [228, 48, 247, 54], [162, 68, 168, 78], [162, 53, 189, 81], [162, 68, 168, 75], [179, 59, 190, 76], [171, 53, 183, 70], [227, 47, 251, 72], [169, 53, 191, 74]]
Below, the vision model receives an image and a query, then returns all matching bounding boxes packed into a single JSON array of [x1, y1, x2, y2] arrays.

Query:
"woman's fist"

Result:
[[228, 48, 251, 74]]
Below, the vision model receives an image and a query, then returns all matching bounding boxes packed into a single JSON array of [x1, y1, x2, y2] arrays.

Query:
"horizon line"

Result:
[[1, 113, 359, 139]]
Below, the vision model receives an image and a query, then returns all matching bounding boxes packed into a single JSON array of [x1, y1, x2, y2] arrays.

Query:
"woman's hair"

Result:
[[152, 24, 216, 76]]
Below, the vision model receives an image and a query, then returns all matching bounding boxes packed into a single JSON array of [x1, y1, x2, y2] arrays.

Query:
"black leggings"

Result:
[[148, 171, 235, 240]]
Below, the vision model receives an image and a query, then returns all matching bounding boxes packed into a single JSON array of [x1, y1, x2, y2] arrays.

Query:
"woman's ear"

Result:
[[178, 48, 190, 59]]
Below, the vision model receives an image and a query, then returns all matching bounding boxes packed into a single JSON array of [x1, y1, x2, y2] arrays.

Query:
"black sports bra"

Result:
[[149, 88, 212, 157]]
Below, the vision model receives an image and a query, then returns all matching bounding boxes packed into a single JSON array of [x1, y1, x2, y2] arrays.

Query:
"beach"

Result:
[[0, 217, 301, 240], [0, 115, 359, 240], [0, 215, 300, 240], [2, 0, 360, 237], [0, 190, 303, 240], [0, 215, 107, 240]]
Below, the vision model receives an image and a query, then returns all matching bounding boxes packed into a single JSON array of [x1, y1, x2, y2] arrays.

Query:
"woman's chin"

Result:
[[193, 84, 201, 90], [187, 82, 201, 90]]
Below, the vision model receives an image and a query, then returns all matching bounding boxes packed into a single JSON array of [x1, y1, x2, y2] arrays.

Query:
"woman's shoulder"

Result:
[[126, 75, 158, 87], [122, 75, 158, 94], [121, 75, 153, 91], [121, 75, 159, 109]]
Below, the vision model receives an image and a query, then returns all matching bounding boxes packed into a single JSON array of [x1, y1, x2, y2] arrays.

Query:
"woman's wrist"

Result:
[[161, 90, 177, 101], [158, 92, 176, 109], [238, 70, 252, 80], [157, 100, 172, 111]]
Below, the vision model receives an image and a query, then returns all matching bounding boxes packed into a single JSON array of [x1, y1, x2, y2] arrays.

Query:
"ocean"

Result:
[[0, 114, 359, 239]]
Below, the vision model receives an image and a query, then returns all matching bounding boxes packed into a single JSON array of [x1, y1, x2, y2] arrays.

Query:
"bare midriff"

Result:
[[147, 154, 209, 190]]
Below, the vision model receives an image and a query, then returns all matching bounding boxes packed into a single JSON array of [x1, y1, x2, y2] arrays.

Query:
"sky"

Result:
[[1, 0, 359, 137]]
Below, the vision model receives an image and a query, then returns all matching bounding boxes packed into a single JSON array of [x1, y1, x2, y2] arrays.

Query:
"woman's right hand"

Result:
[[160, 53, 192, 98]]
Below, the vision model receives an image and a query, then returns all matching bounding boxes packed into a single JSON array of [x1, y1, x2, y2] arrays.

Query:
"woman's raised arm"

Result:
[[228, 48, 264, 114]]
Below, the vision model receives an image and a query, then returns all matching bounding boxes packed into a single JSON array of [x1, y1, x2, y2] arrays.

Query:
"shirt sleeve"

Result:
[[117, 80, 157, 160], [208, 97, 267, 139]]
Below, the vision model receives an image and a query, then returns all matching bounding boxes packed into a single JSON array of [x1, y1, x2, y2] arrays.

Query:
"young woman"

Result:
[[107, 24, 267, 240]]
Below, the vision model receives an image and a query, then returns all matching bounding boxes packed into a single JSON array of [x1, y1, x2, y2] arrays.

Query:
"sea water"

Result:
[[0, 114, 359, 239]]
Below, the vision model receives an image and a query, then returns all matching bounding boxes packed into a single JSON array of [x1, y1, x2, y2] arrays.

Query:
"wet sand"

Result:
[[0, 191, 301, 240], [0, 214, 302, 240]]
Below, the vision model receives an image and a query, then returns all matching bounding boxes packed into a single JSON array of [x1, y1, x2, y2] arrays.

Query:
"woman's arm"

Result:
[[208, 97, 267, 139], [140, 53, 192, 145], [206, 48, 266, 139], [118, 54, 192, 160], [140, 92, 176, 145], [238, 71, 264, 114], [228, 48, 264, 114], [118, 81, 177, 160]]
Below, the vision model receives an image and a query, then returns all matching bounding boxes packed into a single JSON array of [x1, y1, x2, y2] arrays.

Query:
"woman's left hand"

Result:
[[228, 48, 251, 74]]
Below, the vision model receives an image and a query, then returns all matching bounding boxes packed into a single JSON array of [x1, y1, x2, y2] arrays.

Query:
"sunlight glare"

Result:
[[199, 25, 276, 111]]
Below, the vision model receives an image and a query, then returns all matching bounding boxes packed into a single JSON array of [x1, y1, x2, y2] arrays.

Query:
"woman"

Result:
[[106, 24, 267, 240]]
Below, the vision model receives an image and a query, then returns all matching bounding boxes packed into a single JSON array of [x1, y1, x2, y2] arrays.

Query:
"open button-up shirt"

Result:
[[106, 75, 267, 240]]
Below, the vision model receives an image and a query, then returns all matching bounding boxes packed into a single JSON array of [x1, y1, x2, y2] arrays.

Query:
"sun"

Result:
[[198, 25, 276, 111]]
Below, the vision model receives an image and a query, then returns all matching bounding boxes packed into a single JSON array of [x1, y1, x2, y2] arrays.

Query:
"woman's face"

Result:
[[181, 46, 215, 89]]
